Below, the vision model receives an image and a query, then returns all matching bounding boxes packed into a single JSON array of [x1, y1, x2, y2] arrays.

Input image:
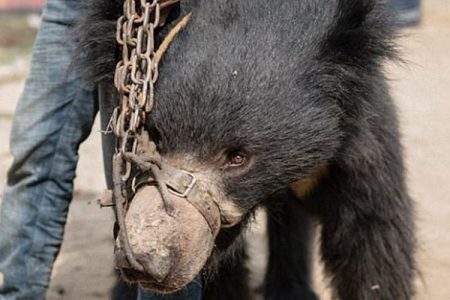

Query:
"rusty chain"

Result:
[[109, 0, 163, 273], [112, 0, 161, 184], [108, 0, 192, 272]]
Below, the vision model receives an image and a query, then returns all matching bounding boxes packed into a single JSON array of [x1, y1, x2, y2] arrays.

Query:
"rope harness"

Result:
[[101, 0, 210, 273]]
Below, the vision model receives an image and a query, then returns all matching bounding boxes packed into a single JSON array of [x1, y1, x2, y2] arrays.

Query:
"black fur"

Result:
[[75, 0, 415, 299]]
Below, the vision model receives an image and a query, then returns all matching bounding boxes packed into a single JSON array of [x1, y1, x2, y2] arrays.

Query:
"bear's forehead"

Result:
[[152, 1, 338, 115], [145, 0, 341, 154]]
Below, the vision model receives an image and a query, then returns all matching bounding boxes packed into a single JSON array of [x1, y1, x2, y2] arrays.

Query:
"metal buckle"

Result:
[[168, 171, 197, 198]]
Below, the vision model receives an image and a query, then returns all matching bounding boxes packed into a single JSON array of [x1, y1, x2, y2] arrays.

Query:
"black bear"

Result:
[[75, 0, 416, 299]]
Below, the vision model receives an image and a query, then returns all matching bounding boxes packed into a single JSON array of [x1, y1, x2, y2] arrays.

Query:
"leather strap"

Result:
[[131, 165, 221, 235]]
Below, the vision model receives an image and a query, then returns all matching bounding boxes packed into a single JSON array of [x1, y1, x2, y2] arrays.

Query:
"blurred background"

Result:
[[0, 0, 449, 299]]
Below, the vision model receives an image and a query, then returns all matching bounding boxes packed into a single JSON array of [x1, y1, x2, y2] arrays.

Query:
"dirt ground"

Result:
[[0, 1, 449, 299]]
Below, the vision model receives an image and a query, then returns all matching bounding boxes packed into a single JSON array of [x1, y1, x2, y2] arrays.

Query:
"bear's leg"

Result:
[[264, 190, 318, 300], [317, 161, 415, 300]]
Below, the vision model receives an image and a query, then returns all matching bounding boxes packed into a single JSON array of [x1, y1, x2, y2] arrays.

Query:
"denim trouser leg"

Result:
[[0, 0, 96, 299]]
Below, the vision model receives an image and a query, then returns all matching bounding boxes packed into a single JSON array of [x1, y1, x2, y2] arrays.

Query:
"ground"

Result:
[[0, 1, 449, 299]]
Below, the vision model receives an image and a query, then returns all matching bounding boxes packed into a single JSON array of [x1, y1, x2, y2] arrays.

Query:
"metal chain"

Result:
[[109, 0, 191, 272], [110, 0, 162, 272], [113, 0, 160, 180]]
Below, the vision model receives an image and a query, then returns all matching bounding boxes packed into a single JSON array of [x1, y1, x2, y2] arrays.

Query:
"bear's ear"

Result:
[[319, 0, 397, 70]]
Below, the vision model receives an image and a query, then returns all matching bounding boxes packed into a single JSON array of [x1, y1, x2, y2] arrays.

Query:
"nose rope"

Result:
[[113, 154, 145, 272], [123, 151, 175, 215], [113, 146, 178, 273]]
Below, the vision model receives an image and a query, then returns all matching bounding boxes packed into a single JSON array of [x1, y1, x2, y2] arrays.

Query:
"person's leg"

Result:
[[389, 0, 421, 27], [0, 0, 97, 299]]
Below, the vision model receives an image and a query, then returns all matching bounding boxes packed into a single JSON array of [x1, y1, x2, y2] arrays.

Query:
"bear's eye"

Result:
[[225, 150, 247, 167]]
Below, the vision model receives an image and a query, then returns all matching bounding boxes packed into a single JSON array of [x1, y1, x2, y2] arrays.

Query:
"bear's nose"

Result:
[[114, 248, 172, 283]]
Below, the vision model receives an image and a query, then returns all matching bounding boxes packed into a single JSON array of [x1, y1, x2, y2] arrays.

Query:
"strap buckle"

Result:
[[167, 171, 197, 198]]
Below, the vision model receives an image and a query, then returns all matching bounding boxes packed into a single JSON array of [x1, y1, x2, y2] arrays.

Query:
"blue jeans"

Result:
[[389, 0, 421, 26], [0, 0, 202, 299]]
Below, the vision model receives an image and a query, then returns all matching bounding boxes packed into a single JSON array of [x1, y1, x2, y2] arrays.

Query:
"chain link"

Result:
[[109, 0, 164, 272], [108, 0, 200, 271], [113, 0, 161, 184]]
